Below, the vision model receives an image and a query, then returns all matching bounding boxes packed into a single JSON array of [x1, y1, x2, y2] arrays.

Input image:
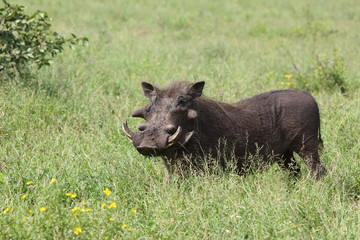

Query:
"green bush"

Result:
[[0, 0, 88, 76], [281, 51, 346, 93]]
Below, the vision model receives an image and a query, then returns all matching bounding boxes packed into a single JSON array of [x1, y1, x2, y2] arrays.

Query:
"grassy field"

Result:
[[1, 0, 360, 238]]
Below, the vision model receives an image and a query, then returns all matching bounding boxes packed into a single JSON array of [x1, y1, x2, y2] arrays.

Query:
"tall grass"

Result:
[[1, 0, 360, 238]]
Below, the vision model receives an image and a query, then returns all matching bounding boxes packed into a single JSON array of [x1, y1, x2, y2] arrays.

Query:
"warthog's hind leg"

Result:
[[278, 150, 301, 178], [296, 138, 326, 179]]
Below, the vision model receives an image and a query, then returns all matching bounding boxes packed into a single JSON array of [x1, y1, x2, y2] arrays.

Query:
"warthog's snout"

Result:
[[122, 121, 183, 156], [136, 145, 158, 156]]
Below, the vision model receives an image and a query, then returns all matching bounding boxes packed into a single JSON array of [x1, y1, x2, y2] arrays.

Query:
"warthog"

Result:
[[122, 81, 326, 179]]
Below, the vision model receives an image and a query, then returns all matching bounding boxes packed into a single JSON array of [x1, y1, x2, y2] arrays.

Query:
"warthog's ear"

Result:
[[187, 81, 205, 98], [141, 82, 159, 98]]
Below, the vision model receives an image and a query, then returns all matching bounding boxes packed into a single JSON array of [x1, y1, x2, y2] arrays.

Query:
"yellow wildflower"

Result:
[[22, 194, 27, 199], [74, 228, 82, 235], [122, 224, 128, 228], [40, 207, 46, 212], [108, 202, 117, 209], [101, 203, 106, 208], [73, 212, 79, 217], [281, 81, 284, 86], [29, 210, 33, 214], [82, 202, 87, 206], [109, 217, 114, 221], [71, 194, 77, 199], [3, 208, 9, 214], [22, 216, 28, 221], [71, 207, 78, 212], [128, 228, 132, 232], [143, 58, 147, 62], [49, 179, 56, 184], [287, 82, 291, 86], [66, 193, 72, 197], [306, 83, 310, 87], [131, 209, 137, 214], [103, 188, 111, 196], [26, 181, 33, 185], [284, 74, 292, 79], [79, 209, 85, 213], [10, 208, 14, 212], [322, 53, 326, 58], [86, 208, 92, 212]]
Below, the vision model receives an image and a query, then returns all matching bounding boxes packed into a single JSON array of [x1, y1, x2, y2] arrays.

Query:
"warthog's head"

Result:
[[122, 81, 204, 156]]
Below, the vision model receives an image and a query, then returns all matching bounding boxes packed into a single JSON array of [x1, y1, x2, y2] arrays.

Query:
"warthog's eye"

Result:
[[177, 96, 188, 107]]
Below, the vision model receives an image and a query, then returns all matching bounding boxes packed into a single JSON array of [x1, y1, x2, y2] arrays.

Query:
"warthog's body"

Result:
[[123, 81, 326, 179]]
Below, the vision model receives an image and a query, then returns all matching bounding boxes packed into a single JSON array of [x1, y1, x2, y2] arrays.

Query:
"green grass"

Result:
[[1, 0, 360, 238]]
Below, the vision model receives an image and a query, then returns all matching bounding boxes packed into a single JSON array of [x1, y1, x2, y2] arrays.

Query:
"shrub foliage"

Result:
[[281, 51, 346, 93], [0, 0, 88, 76]]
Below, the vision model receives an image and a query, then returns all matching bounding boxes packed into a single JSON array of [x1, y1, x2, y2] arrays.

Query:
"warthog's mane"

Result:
[[158, 81, 236, 113], [158, 81, 198, 98]]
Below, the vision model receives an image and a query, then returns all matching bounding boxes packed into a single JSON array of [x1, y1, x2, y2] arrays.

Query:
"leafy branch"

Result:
[[0, 0, 88, 76]]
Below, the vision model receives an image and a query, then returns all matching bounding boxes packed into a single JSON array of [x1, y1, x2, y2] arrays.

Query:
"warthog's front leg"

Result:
[[162, 158, 173, 184]]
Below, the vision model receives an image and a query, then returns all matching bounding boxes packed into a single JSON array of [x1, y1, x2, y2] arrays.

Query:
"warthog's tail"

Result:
[[318, 126, 324, 150]]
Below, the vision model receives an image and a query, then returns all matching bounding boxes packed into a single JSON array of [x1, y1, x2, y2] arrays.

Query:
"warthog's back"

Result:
[[230, 90, 321, 155]]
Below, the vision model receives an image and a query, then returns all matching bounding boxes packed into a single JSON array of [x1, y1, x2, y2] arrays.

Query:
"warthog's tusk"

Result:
[[168, 126, 182, 143], [122, 121, 133, 140], [165, 126, 182, 149], [183, 131, 194, 145]]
